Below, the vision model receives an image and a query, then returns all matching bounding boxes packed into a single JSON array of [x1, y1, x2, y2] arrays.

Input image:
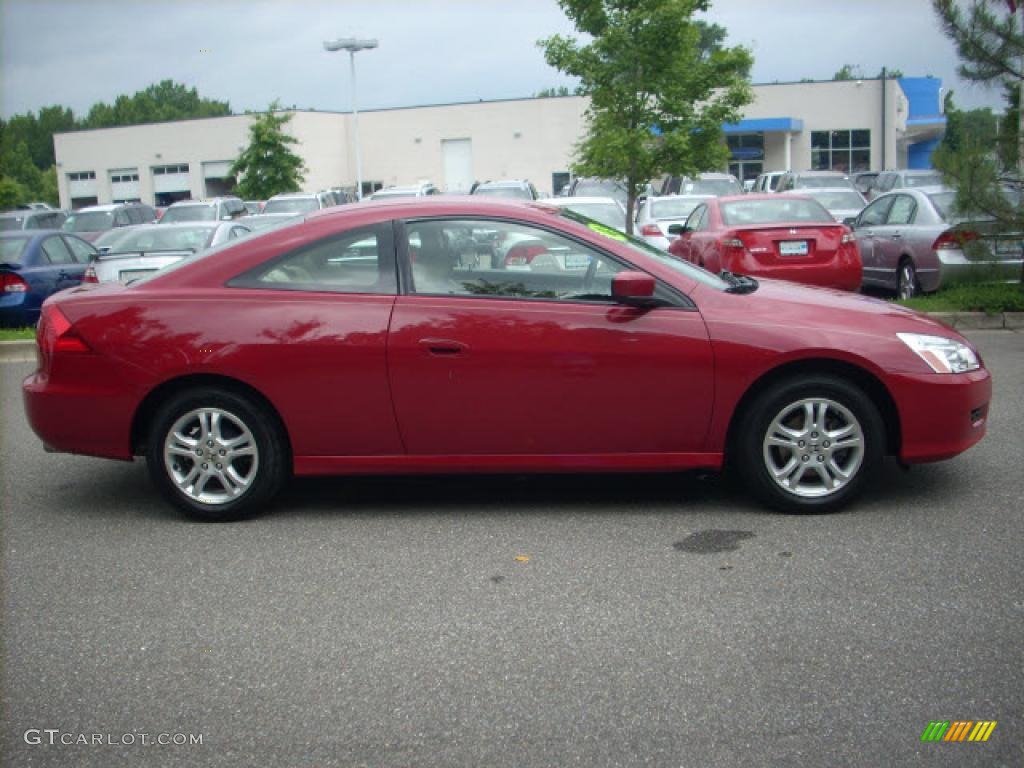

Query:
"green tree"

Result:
[[932, 0, 1024, 277], [230, 102, 306, 200], [832, 64, 858, 81], [540, 0, 752, 233], [82, 80, 231, 129], [0, 177, 29, 208]]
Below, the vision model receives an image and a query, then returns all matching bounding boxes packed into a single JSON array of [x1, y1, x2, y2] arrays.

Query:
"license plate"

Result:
[[779, 240, 808, 257], [564, 254, 591, 270], [995, 239, 1021, 255], [119, 269, 155, 283]]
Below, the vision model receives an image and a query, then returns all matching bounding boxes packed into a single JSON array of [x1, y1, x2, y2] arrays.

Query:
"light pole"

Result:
[[323, 37, 378, 200]]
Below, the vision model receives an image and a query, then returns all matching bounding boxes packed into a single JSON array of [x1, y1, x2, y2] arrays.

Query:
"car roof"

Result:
[[268, 192, 318, 199], [476, 180, 528, 187], [538, 196, 621, 206], [75, 204, 120, 212]]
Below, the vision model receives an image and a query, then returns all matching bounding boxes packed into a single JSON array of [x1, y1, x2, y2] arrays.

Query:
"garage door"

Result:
[[442, 138, 473, 194]]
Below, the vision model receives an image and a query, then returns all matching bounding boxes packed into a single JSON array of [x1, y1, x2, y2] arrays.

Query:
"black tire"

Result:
[[897, 259, 919, 300], [735, 375, 884, 514], [145, 387, 287, 521]]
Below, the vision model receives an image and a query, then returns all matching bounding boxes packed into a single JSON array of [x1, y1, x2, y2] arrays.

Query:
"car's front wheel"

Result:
[[146, 388, 287, 521], [736, 376, 884, 513]]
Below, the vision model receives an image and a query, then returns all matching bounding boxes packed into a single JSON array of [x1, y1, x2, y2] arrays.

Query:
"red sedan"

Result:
[[667, 194, 862, 291], [23, 198, 989, 520]]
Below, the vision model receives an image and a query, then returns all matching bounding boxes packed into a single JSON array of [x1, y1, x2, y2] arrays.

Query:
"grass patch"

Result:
[[896, 282, 1024, 314], [0, 327, 36, 341]]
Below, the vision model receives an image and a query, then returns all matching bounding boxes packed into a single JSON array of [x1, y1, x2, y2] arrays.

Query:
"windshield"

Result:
[[650, 198, 704, 219], [0, 237, 30, 261], [263, 197, 321, 214], [682, 179, 742, 196], [160, 204, 217, 223], [559, 202, 625, 230], [95, 225, 214, 252], [803, 190, 865, 210], [557, 207, 729, 291], [722, 198, 834, 225], [573, 180, 627, 203], [906, 173, 943, 188], [473, 186, 531, 199], [0, 217, 26, 231], [62, 211, 114, 232]]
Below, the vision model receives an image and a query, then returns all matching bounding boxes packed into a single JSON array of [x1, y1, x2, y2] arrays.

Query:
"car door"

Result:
[[672, 204, 707, 264], [852, 195, 895, 287], [38, 235, 82, 292], [872, 194, 917, 287], [59, 235, 93, 284], [387, 216, 714, 458]]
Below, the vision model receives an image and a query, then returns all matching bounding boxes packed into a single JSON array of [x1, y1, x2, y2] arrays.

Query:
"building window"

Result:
[[152, 164, 189, 175], [811, 130, 871, 173], [111, 172, 139, 183], [67, 171, 96, 181]]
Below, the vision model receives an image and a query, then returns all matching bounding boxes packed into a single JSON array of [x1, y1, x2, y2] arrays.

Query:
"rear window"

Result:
[[651, 198, 704, 219], [1, 237, 30, 261], [721, 198, 834, 225], [0, 217, 26, 231], [573, 180, 627, 202], [100, 226, 214, 252], [560, 202, 625, 230], [682, 179, 742, 196], [161, 205, 216, 223], [796, 175, 853, 190], [927, 191, 955, 220], [803, 190, 865, 210], [473, 186, 531, 199], [62, 211, 114, 232], [263, 197, 321, 214]]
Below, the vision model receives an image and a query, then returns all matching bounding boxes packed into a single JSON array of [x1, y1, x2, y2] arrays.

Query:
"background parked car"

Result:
[[262, 191, 336, 213], [0, 208, 68, 231], [776, 170, 855, 192], [850, 186, 1022, 298], [88, 221, 251, 283], [752, 171, 786, 193], [634, 194, 714, 250], [0, 231, 95, 326], [660, 173, 743, 197], [470, 180, 540, 200], [159, 196, 247, 223], [242, 213, 304, 232], [783, 187, 866, 223], [539, 196, 628, 232], [370, 183, 441, 200], [852, 171, 879, 197], [867, 169, 945, 200], [565, 177, 630, 206], [244, 201, 264, 215], [61, 203, 156, 241], [667, 193, 862, 291]]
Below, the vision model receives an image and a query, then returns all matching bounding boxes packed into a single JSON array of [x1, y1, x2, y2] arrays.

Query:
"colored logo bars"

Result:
[[921, 721, 997, 742]]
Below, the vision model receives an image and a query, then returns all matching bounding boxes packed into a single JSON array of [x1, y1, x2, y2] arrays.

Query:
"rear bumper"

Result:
[[888, 367, 992, 463], [937, 251, 1023, 287]]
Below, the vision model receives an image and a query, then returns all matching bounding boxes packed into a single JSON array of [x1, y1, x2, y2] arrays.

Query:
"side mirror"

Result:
[[844, 217, 858, 228], [611, 271, 659, 307], [667, 223, 688, 236]]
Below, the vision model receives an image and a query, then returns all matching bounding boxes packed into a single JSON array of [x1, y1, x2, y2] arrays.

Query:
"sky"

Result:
[[0, 0, 1008, 120]]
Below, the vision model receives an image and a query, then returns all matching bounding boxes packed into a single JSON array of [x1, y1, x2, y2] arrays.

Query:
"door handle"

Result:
[[891, 233, 902, 240], [418, 338, 467, 356]]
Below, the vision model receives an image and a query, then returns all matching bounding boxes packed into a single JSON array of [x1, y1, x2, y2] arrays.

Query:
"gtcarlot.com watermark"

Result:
[[24, 729, 203, 747]]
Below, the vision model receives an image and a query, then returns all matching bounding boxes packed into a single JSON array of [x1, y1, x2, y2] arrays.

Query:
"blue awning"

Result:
[[722, 117, 804, 134]]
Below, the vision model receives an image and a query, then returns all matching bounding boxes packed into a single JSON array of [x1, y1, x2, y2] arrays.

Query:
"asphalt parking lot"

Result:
[[2, 331, 1022, 768]]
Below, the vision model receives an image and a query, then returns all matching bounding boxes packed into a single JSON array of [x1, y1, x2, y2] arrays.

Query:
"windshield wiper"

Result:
[[720, 270, 759, 294]]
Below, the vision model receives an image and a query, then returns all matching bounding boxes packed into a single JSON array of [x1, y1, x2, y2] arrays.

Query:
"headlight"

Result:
[[896, 333, 980, 374]]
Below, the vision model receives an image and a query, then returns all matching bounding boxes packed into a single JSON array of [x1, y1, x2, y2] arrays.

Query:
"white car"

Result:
[[262, 192, 335, 214], [87, 221, 251, 283], [370, 183, 441, 199], [634, 194, 713, 251]]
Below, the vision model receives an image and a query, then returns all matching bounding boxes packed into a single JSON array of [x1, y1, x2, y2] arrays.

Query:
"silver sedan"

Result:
[[89, 222, 251, 283], [851, 186, 1023, 298], [634, 194, 713, 250]]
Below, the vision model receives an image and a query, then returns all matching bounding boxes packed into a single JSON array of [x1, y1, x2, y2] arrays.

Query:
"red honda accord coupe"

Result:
[[667, 194, 862, 291], [23, 198, 990, 520]]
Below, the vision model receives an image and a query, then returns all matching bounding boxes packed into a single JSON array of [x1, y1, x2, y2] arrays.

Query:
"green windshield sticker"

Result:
[[587, 222, 626, 241]]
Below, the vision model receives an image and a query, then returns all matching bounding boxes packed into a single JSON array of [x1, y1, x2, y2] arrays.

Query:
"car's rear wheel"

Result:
[[146, 388, 286, 521], [736, 375, 884, 513], [897, 259, 919, 300]]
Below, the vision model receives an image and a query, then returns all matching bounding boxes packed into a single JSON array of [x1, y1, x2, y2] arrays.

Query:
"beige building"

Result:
[[54, 77, 944, 209]]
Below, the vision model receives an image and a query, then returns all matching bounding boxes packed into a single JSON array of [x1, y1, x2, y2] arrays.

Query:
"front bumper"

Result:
[[888, 367, 992, 463]]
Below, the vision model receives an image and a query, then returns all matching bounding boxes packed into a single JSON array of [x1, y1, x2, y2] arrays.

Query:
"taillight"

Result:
[[933, 230, 978, 250], [722, 237, 745, 251], [505, 244, 548, 266], [640, 224, 662, 237], [38, 304, 91, 358], [1, 272, 29, 293], [841, 231, 855, 244], [83, 265, 99, 283]]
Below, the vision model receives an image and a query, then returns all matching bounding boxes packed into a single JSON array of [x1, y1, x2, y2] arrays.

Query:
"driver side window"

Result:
[[858, 196, 894, 227], [405, 218, 628, 303], [684, 205, 706, 232]]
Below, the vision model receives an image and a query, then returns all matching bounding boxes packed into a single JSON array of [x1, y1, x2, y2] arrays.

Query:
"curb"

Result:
[[0, 340, 36, 363], [1, 312, 1020, 365]]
